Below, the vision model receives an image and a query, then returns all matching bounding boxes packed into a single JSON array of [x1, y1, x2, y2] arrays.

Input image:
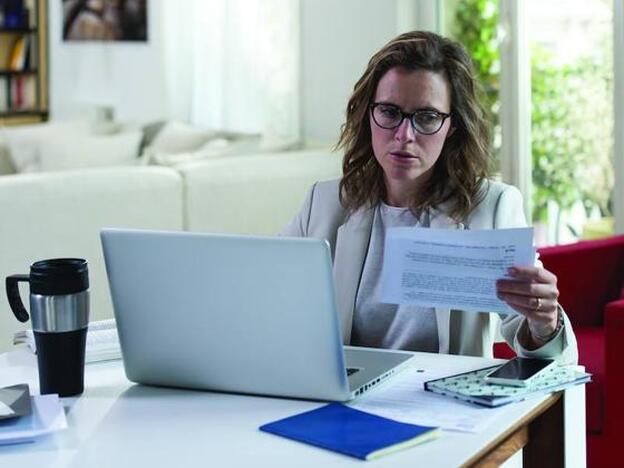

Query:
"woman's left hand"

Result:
[[496, 266, 560, 347]]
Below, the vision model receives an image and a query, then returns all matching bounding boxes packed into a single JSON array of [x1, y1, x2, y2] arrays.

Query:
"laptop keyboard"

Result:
[[346, 367, 360, 376]]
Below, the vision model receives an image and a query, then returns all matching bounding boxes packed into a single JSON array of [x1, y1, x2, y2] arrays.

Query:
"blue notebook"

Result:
[[259, 403, 440, 461]]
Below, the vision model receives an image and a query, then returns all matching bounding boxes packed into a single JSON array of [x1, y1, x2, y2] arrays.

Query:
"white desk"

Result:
[[0, 349, 585, 468]]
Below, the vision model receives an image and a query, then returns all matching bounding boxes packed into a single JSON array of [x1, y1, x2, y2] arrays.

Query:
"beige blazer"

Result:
[[282, 179, 578, 365]]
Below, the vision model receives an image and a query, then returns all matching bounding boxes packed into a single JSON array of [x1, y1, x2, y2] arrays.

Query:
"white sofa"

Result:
[[0, 149, 342, 352]]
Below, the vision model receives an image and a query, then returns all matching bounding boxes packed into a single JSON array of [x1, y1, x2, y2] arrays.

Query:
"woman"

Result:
[[282, 31, 577, 364]]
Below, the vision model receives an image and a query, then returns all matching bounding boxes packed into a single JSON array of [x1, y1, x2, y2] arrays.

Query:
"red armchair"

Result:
[[493, 234, 624, 467]]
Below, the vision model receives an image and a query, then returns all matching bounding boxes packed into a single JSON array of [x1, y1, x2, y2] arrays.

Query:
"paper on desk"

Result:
[[0, 402, 13, 416], [380, 227, 535, 314], [0, 394, 67, 445], [349, 366, 508, 433], [14, 319, 121, 363]]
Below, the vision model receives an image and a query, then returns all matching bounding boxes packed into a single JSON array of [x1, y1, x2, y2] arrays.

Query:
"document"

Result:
[[0, 394, 67, 445], [0, 402, 13, 417], [0, 384, 31, 421], [14, 319, 121, 363], [380, 227, 535, 314], [349, 366, 509, 433]]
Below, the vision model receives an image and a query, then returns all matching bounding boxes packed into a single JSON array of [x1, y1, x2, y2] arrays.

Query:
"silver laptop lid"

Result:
[[101, 228, 351, 401]]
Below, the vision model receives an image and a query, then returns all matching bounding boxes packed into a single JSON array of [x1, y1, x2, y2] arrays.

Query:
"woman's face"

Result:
[[370, 67, 453, 206]]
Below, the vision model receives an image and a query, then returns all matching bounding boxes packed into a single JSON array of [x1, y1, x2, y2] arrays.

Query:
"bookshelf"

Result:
[[0, 0, 48, 126]]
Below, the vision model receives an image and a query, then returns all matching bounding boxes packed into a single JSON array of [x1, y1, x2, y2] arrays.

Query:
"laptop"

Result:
[[100, 228, 414, 401]]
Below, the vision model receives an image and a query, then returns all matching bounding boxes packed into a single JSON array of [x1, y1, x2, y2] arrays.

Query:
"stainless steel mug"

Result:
[[6, 258, 89, 397]]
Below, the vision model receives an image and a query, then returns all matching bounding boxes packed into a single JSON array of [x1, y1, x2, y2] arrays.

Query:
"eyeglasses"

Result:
[[370, 103, 451, 135]]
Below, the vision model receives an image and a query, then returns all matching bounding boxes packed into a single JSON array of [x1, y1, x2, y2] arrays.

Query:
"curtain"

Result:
[[163, 0, 300, 144]]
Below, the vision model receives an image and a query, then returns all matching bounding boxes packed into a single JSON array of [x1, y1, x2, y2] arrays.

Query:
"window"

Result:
[[448, 0, 616, 245]]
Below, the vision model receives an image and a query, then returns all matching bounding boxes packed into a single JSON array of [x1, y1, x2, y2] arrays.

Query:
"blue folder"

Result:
[[259, 403, 440, 461]]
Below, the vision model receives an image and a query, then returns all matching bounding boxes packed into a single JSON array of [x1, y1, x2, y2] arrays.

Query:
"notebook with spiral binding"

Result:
[[424, 364, 591, 407]]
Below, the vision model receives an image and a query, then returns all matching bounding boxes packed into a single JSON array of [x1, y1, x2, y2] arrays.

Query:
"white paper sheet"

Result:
[[349, 366, 509, 433], [0, 401, 14, 416], [14, 319, 121, 363], [0, 394, 67, 445], [380, 227, 535, 314]]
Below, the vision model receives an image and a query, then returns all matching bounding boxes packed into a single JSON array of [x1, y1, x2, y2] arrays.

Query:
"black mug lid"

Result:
[[30, 258, 89, 296]]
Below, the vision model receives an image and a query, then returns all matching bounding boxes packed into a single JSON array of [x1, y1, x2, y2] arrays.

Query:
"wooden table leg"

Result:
[[464, 393, 564, 467], [523, 393, 564, 468]]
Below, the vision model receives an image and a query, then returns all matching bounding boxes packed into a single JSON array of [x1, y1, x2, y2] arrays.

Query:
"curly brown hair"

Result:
[[336, 31, 491, 221]]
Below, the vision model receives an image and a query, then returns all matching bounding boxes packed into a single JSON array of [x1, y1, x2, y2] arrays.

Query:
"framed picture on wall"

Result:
[[63, 0, 148, 42]]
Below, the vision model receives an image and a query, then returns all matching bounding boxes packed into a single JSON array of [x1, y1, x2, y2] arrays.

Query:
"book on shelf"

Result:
[[0, 76, 7, 112], [0, 35, 14, 68], [1, 1, 31, 30], [8, 34, 29, 71], [25, 0, 36, 29], [11, 73, 22, 107], [22, 34, 30, 68], [9, 74, 34, 110], [22, 73, 35, 107]]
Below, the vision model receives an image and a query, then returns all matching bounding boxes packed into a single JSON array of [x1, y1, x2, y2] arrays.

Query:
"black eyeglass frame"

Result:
[[369, 102, 452, 135]]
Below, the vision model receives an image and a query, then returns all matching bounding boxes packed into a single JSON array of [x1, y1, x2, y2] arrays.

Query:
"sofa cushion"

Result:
[[150, 134, 261, 166], [149, 133, 300, 167], [143, 120, 216, 157], [538, 236, 624, 327], [140, 120, 167, 152], [492, 341, 516, 359], [0, 145, 16, 174], [2, 120, 91, 172], [39, 130, 143, 172], [576, 326, 605, 433]]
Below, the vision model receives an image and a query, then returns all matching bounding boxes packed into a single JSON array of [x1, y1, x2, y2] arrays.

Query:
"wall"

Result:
[[48, 1, 412, 139], [300, 0, 399, 145], [300, 0, 445, 144], [48, 0, 167, 122]]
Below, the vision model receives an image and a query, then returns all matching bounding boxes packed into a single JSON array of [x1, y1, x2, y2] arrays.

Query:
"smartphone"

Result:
[[484, 357, 556, 387]]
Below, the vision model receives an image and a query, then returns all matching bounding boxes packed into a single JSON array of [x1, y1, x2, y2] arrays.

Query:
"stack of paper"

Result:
[[0, 385, 67, 445], [13, 319, 121, 363], [0, 384, 31, 420], [349, 366, 510, 433]]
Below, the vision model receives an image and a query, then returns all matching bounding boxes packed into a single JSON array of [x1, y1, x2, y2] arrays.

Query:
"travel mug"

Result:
[[6, 259, 89, 397]]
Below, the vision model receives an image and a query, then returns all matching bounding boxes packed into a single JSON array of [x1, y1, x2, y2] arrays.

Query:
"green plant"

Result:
[[452, 0, 501, 167], [452, 1, 613, 241], [531, 45, 613, 226]]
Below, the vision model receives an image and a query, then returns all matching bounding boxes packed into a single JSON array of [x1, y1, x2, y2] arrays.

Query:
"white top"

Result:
[[352, 202, 438, 352]]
